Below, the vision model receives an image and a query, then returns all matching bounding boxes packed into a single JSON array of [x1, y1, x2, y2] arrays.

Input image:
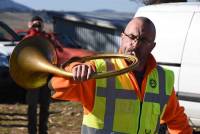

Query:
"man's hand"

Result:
[[72, 64, 94, 81]]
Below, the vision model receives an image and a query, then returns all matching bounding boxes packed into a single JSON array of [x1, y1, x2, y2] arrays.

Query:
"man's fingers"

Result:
[[81, 65, 86, 81], [72, 66, 78, 80], [87, 66, 92, 79], [72, 64, 92, 81]]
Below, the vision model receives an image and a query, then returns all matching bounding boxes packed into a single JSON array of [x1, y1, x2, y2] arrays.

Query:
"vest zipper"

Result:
[[137, 101, 143, 134]]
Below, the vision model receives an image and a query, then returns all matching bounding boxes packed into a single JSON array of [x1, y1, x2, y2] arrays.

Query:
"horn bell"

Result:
[[9, 36, 57, 90]]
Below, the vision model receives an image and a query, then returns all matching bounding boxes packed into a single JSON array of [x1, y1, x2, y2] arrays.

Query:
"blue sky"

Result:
[[13, 0, 144, 12]]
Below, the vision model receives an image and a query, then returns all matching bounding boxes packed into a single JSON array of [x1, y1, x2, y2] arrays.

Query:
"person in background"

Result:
[[48, 17, 193, 134], [24, 16, 63, 134]]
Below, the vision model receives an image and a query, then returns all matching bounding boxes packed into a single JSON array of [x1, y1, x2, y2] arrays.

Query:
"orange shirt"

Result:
[[50, 54, 192, 134]]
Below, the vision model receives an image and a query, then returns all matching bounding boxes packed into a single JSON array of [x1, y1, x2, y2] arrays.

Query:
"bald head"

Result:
[[121, 17, 156, 71], [125, 17, 156, 42]]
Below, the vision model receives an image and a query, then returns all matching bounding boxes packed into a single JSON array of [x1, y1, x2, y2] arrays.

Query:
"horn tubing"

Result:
[[9, 36, 138, 89]]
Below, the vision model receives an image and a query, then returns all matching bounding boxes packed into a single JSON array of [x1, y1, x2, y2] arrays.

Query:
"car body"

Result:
[[0, 21, 20, 85], [134, 2, 200, 128], [0, 21, 27, 103]]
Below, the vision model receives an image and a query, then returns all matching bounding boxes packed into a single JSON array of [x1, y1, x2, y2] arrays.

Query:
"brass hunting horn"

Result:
[[9, 36, 138, 89]]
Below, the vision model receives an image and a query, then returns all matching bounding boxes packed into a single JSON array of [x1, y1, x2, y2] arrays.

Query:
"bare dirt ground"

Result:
[[0, 101, 83, 134]]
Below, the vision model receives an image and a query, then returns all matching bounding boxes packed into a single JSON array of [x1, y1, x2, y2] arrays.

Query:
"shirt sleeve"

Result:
[[49, 61, 96, 112], [161, 89, 193, 134]]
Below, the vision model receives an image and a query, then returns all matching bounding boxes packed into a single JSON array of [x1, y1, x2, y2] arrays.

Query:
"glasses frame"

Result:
[[121, 32, 153, 45]]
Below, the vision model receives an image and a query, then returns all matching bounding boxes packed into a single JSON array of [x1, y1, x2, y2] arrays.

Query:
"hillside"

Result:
[[0, 12, 53, 32], [0, 0, 32, 12]]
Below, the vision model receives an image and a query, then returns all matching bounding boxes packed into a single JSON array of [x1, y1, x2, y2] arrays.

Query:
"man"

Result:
[[25, 16, 63, 61], [49, 17, 192, 134], [24, 16, 63, 134]]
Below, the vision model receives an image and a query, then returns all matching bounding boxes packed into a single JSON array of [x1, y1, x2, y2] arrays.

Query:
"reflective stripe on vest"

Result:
[[139, 66, 170, 134], [82, 59, 173, 134]]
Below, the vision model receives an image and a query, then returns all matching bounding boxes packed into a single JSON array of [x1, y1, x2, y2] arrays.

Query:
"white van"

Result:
[[134, 2, 200, 128]]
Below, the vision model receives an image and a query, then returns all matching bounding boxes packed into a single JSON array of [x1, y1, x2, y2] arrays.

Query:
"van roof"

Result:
[[138, 2, 200, 12]]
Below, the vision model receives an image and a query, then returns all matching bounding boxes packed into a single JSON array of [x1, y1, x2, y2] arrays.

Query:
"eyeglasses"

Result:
[[121, 32, 152, 45]]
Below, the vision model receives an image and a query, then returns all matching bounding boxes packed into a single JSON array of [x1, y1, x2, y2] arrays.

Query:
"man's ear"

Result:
[[150, 42, 156, 52], [152, 42, 156, 49], [153, 42, 156, 48]]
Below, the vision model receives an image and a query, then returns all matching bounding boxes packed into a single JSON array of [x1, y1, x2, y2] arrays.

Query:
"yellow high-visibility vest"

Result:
[[83, 59, 174, 134]]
